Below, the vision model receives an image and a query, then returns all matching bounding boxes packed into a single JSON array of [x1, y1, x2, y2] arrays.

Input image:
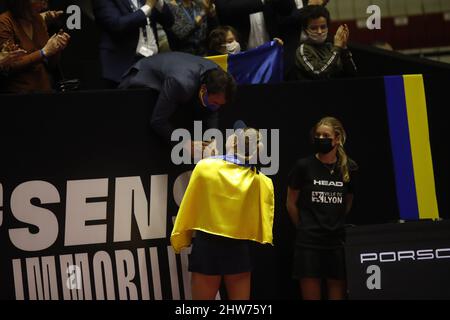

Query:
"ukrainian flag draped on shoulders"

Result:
[[170, 157, 275, 254], [206, 40, 284, 85]]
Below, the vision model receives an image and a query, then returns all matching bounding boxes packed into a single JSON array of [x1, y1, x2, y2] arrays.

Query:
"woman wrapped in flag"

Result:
[[171, 123, 274, 300]]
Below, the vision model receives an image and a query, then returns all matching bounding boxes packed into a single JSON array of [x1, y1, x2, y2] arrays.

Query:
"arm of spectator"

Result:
[[202, 0, 217, 18], [339, 25, 357, 76], [215, 0, 265, 18], [0, 18, 42, 71], [41, 10, 64, 26], [0, 17, 57, 72], [47, 30, 71, 69], [0, 39, 27, 69], [295, 43, 341, 79], [165, 3, 196, 40], [151, 0, 175, 30], [92, 0, 148, 35], [0, 50, 25, 71], [4, 33, 68, 73], [273, 37, 283, 46], [150, 77, 188, 143], [341, 49, 357, 76]]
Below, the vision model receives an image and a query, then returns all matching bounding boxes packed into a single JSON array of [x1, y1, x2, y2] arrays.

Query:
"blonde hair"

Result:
[[312, 117, 350, 182], [226, 127, 263, 163]]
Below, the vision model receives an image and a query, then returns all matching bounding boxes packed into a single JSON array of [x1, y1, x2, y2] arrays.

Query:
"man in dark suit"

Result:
[[92, 0, 174, 88], [119, 52, 236, 149]]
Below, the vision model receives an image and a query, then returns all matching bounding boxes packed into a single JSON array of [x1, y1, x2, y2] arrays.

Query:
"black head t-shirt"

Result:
[[288, 155, 358, 248]]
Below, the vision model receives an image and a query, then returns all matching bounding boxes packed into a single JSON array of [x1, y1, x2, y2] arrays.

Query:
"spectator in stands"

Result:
[[294, 5, 357, 80], [215, 0, 288, 51], [171, 124, 274, 300], [296, 1, 330, 43], [207, 25, 241, 56], [276, 0, 312, 78], [119, 52, 236, 153], [0, 0, 70, 93], [92, 0, 174, 88], [165, 0, 219, 56], [287, 116, 358, 300], [207, 25, 283, 57]]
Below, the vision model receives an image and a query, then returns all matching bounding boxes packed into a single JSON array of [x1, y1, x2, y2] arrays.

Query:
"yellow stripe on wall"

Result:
[[205, 54, 228, 72], [403, 75, 440, 220]]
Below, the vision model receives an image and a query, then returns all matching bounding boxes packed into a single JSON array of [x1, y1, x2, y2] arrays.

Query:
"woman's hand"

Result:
[[334, 25, 346, 48], [1, 41, 26, 68], [342, 24, 349, 49], [56, 30, 71, 50], [42, 31, 71, 57], [273, 38, 284, 46], [41, 10, 64, 24], [0, 49, 26, 68]]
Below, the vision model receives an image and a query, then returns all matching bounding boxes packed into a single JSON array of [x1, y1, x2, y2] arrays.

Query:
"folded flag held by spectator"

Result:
[[206, 41, 284, 85]]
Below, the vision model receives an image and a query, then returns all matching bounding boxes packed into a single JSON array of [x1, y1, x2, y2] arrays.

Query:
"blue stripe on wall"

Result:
[[384, 76, 419, 220]]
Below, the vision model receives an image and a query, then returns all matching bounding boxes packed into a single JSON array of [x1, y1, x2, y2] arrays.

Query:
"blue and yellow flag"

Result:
[[170, 158, 275, 253], [384, 75, 440, 221], [207, 41, 284, 85]]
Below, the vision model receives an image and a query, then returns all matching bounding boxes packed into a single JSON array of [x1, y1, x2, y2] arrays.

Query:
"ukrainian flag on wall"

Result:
[[206, 40, 284, 85], [384, 75, 440, 221]]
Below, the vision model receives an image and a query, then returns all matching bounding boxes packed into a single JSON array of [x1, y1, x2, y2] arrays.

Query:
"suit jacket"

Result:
[[119, 52, 220, 143], [215, 0, 283, 50], [92, 0, 174, 83]]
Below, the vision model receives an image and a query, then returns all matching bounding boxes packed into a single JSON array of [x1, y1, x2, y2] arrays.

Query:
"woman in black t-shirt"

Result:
[[287, 116, 357, 300]]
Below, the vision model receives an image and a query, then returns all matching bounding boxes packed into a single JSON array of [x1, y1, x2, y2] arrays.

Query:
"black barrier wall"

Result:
[[0, 75, 449, 300]]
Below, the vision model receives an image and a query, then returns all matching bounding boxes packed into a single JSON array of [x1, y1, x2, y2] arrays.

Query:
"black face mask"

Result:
[[313, 137, 334, 154]]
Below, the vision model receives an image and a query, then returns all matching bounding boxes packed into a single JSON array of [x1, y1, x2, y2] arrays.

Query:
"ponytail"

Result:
[[337, 143, 349, 182]]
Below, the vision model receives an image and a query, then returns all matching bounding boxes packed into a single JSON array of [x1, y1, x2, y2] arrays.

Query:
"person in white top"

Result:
[[93, 0, 174, 88]]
